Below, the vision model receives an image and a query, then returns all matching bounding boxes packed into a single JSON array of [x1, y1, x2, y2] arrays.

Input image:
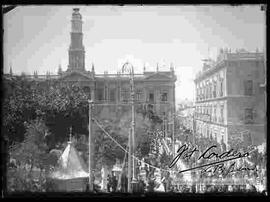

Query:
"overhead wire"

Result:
[[93, 118, 260, 176]]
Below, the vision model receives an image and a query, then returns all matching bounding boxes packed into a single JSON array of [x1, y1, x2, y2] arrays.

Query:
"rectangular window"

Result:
[[109, 89, 116, 102], [255, 60, 259, 68], [121, 89, 129, 102], [245, 108, 253, 124], [220, 105, 224, 123], [220, 79, 224, 97], [135, 90, 143, 102], [97, 88, 104, 101], [104, 86, 108, 100], [244, 80, 253, 96], [161, 92, 168, 102], [209, 84, 212, 98], [149, 93, 154, 103], [213, 107, 216, 122], [213, 83, 217, 98]]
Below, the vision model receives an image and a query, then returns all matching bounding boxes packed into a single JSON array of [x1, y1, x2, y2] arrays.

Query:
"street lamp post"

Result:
[[88, 99, 94, 192], [127, 128, 132, 193], [122, 62, 137, 192], [193, 113, 196, 146], [172, 112, 175, 157]]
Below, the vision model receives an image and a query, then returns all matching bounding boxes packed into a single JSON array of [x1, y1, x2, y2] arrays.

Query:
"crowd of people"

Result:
[[102, 128, 266, 194], [106, 172, 157, 193], [106, 173, 119, 193], [167, 132, 267, 194]]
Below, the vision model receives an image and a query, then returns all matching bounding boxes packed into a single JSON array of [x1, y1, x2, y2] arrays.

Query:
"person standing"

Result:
[[138, 176, 146, 193], [120, 173, 127, 193], [167, 175, 172, 192], [112, 173, 117, 192], [162, 176, 167, 192], [147, 177, 155, 192], [124, 175, 128, 192], [107, 174, 111, 192]]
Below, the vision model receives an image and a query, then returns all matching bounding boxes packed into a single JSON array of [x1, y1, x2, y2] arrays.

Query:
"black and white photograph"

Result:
[[2, 5, 267, 197]]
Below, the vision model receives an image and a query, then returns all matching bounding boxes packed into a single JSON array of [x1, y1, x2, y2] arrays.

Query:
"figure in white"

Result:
[[101, 166, 107, 191]]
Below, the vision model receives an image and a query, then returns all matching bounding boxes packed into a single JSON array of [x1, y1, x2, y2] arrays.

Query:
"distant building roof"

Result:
[[195, 50, 264, 82], [49, 142, 88, 179]]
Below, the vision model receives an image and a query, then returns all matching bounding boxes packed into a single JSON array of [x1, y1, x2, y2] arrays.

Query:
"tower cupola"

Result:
[[68, 8, 85, 72]]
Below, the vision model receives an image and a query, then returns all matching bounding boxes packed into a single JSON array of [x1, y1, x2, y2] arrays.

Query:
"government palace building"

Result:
[[5, 8, 177, 133]]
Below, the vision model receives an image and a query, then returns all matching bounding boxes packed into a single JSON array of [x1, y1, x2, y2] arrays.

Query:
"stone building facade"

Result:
[[61, 8, 177, 121], [6, 8, 177, 130], [194, 49, 265, 148]]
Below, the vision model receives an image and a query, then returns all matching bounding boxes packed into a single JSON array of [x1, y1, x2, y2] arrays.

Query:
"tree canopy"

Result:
[[3, 76, 165, 174]]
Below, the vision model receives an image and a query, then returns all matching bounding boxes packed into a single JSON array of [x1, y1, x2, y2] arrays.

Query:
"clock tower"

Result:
[[68, 8, 85, 71]]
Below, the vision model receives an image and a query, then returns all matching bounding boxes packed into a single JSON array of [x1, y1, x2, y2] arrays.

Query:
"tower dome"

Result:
[[72, 8, 82, 20]]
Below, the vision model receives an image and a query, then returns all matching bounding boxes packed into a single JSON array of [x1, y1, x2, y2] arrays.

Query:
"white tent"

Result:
[[48, 142, 89, 191]]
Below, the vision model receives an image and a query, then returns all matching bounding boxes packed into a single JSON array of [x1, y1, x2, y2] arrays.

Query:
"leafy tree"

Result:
[[69, 105, 164, 171], [3, 77, 90, 145], [7, 119, 56, 192], [3, 77, 38, 143], [3, 76, 165, 185]]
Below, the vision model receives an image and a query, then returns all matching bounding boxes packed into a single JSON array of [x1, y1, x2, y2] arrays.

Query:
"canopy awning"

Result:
[[49, 142, 89, 180]]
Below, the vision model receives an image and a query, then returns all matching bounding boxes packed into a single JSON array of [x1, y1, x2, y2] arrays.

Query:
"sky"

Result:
[[3, 5, 266, 104]]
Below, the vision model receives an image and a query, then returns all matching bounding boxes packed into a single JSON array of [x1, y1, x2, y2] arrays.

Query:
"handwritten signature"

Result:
[[169, 144, 255, 176], [201, 162, 257, 177]]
